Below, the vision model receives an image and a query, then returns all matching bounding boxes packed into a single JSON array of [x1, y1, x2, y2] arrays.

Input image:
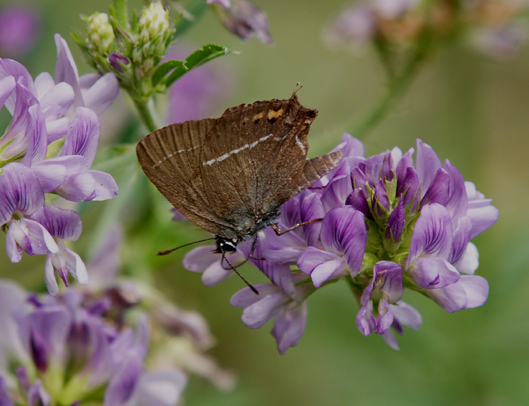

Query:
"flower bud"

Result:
[[86, 12, 114, 55]]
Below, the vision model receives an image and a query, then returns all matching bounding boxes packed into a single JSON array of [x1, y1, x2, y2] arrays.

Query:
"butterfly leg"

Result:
[[270, 218, 324, 236]]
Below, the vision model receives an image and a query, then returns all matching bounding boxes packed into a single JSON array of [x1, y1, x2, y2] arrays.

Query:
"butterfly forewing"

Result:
[[136, 119, 239, 238], [199, 95, 316, 237]]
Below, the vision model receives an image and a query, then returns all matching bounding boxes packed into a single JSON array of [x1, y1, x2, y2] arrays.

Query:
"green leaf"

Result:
[[155, 44, 230, 89], [152, 60, 183, 87]]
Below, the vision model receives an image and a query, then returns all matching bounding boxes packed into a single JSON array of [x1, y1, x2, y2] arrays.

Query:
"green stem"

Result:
[[349, 48, 429, 141], [133, 98, 159, 132], [113, 0, 128, 27]]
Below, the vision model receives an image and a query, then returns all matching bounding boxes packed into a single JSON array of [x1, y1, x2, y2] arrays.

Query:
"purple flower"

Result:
[[108, 53, 130, 73], [209, 0, 273, 44], [181, 134, 497, 351], [45, 106, 118, 202], [381, 301, 422, 350], [29, 205, 87, 295], [54, 34, 119, 117], [0, 163, 58, 263], [356, 261, 404, 337], [85, 227, 235, 390], [0, 37, 119, 295], [231, 273, 313, 354], [183, 242, 249, 287], [0, 4, 41, 58], [4, 286, 152, 405], [0, 376, 14, 406], [297, 206, 367, 287], [0, 61, 72, 160]]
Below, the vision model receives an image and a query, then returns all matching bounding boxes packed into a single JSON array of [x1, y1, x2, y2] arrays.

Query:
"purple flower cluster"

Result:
[[184, 135, 498, 352], [0, 226, 233, 405], [0, 34, 119, 295], [0, 282, 187, 406]]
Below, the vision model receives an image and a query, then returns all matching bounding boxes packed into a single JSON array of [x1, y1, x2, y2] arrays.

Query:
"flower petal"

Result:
[[356, 300, 375, 336], [54, 34, 82, 109], [425, 275, 488, 312], [321, 161, 352, 211], [297, 246, 346, 287], [240, 291, 290, 329], [36, 79, 74, 120], [391, 301, 422, 330], [213, 0, 273, 44], [61, 245, 88, 285], [55, 170, 118, 202], [374, 261, 403, 303], [126, 369, 188, 406], [27, 380, 51, 406], [230, 284, 279, 308], [44, 255, 59, 296], [0, 163, 45, 224], [408, 204, 453, 264], [386, 199, 405, 241], [448, 216, 472, 267], [320, 206, 367, 275], [80, 72, 119, 116], [30, 155, 87, 192], [271, 302, 307, 354], [416, 139, 442, 198], [60, 107, 100, 167], [103, 351, 143, 406], [0, 375, 15, 406], [6, 218, 58, 259], [420, 168, 450, 207], [29, 205, 82, 241], [444, 160, 467, 221], [0, 75, 16, 109], [410, 257, 460, 289], [457, 242, 479, 275]]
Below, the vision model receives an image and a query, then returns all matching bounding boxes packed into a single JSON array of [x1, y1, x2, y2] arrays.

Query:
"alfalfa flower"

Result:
[[0, 34, 119, 295], [181, 134, 497, 352]]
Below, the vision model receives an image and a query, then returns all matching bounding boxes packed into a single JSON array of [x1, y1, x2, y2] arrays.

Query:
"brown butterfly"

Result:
[[136, 88, 342, 257]]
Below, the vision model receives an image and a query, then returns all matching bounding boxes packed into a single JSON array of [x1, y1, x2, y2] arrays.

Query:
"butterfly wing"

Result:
[[199, 94, 317, 238], [136, 119, 241, 239]]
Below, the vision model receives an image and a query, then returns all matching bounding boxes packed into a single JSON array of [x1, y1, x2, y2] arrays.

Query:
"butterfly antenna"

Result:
[[157, 237, 216, 256], [221, 253, 259, 295]]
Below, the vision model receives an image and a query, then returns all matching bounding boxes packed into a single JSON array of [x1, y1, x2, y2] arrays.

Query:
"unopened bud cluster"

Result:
[[86, 12, 115, 55], [74, 1, 175, 102], [133, 2, 173, 79]]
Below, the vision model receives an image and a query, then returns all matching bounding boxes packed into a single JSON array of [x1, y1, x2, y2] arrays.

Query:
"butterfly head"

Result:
[[214, 236, 238, 254]]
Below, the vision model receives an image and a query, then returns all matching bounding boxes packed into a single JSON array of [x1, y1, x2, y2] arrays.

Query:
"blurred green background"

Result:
[[1, 0, 529, 405]]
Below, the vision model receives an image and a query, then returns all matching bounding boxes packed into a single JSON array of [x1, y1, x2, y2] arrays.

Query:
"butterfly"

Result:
[[136, 89, 342, 259]]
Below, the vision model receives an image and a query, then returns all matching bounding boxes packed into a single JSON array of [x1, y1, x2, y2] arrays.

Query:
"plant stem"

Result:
[[133, 98, 159, 132], [350, 48, 429, 141], [113, 0, 128, 27]]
